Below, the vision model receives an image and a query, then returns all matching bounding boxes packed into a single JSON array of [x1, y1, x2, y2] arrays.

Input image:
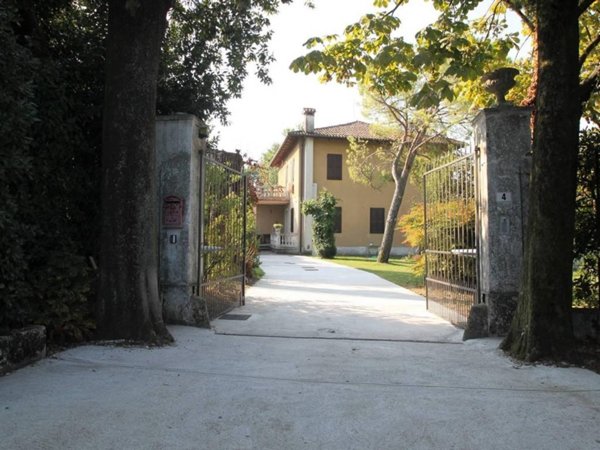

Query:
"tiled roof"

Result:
[[271, 121, 389, 167], [310, 121, 390, 140], [269, 120, 463, 167]]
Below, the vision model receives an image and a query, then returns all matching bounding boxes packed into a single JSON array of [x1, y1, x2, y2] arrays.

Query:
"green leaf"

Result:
[[412, 51, 432, 68], [409, 83, 440, 109]]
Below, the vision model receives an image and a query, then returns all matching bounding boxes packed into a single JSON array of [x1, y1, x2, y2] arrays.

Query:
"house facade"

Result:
[[255, 108, 422, 255]]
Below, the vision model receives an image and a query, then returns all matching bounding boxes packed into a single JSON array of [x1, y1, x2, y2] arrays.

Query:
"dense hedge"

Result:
[[0, 3, 38, 332], [0, 2, 105, 341], [573, 129, 599, 308], [0, 0, 286, 341]]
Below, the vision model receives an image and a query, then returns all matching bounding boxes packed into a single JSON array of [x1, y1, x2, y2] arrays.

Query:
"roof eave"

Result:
[[270, 133, 302, 168]]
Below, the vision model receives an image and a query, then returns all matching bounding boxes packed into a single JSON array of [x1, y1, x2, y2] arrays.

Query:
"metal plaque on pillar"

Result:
[[162, 195, 184, 228]]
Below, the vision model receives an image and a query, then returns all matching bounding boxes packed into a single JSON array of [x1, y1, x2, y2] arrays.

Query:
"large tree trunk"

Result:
[[378, 149, 417, 263], [97, 0, 173, 343], [501, 0, 580, 360]]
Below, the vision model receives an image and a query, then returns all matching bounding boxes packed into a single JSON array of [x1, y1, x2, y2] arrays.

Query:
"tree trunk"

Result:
[[501, 0, 580, 360], [97, 0, 173, 343], [377, 149, 417, 263]]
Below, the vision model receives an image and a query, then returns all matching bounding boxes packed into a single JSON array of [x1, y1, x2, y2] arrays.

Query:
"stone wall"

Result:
[[0, 326, 46, 375]]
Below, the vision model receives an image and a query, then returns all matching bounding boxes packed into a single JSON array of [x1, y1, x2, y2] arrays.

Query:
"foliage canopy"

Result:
[[0, 0, 290, 341]]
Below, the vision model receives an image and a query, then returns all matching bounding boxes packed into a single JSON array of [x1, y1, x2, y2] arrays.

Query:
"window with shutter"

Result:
[[327, 154, 342, 180], [370, 208, 385, 234]]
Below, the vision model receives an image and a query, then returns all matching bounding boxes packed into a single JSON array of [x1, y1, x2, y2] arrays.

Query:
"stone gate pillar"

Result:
[[155, 114, 208, 326], [472, 106, 531, 335]]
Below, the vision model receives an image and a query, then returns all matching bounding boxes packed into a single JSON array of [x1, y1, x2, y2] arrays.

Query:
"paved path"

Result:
[[1, 254, 599, 449], [214, 254, 462, 343]]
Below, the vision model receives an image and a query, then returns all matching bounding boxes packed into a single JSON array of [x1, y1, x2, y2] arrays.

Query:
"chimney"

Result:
[[303, 107, 316, 133]]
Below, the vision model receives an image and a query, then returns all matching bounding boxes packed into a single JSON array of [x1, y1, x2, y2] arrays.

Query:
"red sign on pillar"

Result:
[[162, 196, 184, 228]]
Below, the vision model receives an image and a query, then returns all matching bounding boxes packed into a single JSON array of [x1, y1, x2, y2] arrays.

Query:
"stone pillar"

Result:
[[473, 106, 531, 335], [155, 114, 208, 326], [302, 138, 316, 254]]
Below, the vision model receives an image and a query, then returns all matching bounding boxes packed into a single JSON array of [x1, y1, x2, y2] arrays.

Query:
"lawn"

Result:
[[331, 256, 425, 296]]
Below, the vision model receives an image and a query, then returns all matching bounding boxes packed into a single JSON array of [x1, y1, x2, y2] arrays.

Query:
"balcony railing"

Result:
[[270, 232, 299, 251], [255, 185, 289, 203]]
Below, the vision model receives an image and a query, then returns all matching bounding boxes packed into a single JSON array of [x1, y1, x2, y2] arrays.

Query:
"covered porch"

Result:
[[254, 185, 300, 253]]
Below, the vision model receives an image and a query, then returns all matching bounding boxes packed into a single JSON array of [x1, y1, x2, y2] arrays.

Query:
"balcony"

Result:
[[255, 185, 290, 205]]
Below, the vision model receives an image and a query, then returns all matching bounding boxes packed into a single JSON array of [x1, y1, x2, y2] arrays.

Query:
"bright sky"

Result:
[[211, 0, 439, 161]]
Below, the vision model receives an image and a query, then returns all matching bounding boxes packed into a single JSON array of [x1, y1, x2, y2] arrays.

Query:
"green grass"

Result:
[[331, 256, 425, 293]]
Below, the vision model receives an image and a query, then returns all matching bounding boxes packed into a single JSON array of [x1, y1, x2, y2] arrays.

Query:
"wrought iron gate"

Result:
[[196, 150, 247, 320], [423, 152, 480, 327]]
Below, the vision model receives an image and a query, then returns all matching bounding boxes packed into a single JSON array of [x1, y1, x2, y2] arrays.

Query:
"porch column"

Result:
[[302, 108, 316, 254], [302, 137, 316, 254]]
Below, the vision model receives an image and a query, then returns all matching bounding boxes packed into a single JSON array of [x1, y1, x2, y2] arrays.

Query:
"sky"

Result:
[[211, 0, 439, 161]]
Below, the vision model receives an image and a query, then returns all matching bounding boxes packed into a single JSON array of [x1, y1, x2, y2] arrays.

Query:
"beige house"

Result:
[[255, 108, 422, 255]]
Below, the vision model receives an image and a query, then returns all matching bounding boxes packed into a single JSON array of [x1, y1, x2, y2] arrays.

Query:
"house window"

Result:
[[334, 207, 342, 234], [327, 154, 342, 180], [290, 208, 294, 233], [370, 208, 385, 234]]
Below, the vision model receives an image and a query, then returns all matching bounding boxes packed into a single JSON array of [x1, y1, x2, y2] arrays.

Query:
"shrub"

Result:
[[302, 190, 337, 259], [397, 203, 425, 277], [573, 129, 599, 308], [0, 3, 38, 333], [0, 1, 103, 341]]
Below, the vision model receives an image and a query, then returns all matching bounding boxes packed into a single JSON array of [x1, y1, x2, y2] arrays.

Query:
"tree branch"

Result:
[[484, 1, 503, 41], [580, 64, 600, 104], [386, 103, 404, 124], [580, 33, 600, 68], [502, 0, 535, 32], [384, 1, 404, 18], [375, 94, 408, 131]]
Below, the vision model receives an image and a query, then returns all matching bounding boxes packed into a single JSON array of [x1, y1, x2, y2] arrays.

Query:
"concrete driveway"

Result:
[[1, 254, 599, 449], [214, 254, 462, 343]]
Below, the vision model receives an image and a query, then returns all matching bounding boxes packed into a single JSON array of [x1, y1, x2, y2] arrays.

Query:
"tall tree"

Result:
[[97, 0, 173, 343], [345, 90, 464, 262], [500, 0, 585, 360], [98, 0, 294, 342], [157, 0, 284, 123]]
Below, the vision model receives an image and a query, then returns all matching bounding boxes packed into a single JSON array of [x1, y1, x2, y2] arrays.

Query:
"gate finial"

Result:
[[482, 68, 520, 105]]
